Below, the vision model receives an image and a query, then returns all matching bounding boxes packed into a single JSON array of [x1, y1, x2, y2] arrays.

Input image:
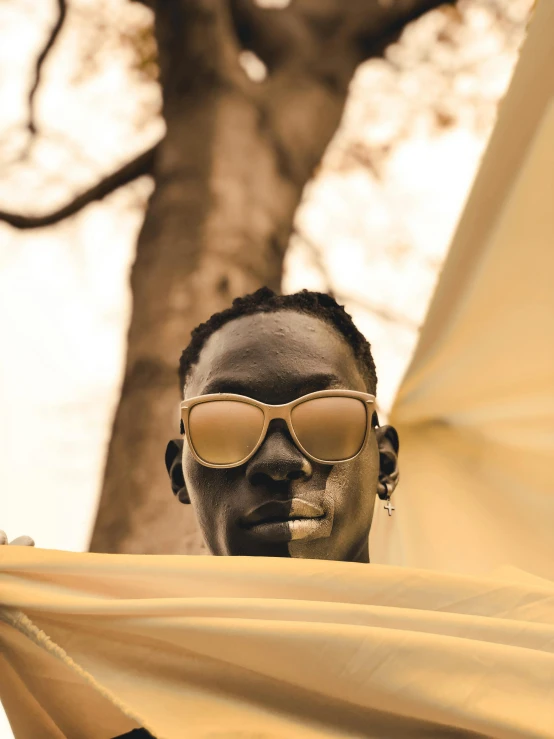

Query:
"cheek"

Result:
[[360, 437, 380, 485], [327, 441, 379, 513], [182, 455, 240, 515], [182, 455, 217, 512]]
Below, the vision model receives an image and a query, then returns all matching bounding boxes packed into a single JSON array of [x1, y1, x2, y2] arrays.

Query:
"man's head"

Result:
[[165, 287, 399, 563]]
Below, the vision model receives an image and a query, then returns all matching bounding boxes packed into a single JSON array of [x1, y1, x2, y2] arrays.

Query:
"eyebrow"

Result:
[[202, 373, 344, 398]]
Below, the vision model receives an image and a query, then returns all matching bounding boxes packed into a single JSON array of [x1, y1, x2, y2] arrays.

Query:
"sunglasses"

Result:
[[180, 389, 378, 468]]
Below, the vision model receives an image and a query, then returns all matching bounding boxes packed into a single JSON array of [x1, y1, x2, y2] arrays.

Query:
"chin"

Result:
[[287, 537, 336, 560]]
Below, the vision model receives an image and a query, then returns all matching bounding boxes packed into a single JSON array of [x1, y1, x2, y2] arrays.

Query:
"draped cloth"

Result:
[[1, 547, 554, 739], [370, 0, 554, 579]]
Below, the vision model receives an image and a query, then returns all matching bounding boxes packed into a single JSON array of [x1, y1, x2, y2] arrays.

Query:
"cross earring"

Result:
[[383, 482, 395, 516]]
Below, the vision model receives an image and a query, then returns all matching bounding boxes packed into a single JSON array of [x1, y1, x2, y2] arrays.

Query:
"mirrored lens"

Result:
[[188, 400, 264, 465], [291, 396, 367, 461]]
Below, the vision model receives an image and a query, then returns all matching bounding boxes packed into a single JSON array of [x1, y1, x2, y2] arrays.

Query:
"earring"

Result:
[[383, 482, 395, 517]]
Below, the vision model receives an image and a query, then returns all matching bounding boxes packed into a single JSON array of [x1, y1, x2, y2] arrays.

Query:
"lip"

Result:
[[241, 499, 325, 526], [240, 498, 329, 542]]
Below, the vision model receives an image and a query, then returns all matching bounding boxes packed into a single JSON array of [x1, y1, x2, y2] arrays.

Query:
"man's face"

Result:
[[178, 310, 384, 562]]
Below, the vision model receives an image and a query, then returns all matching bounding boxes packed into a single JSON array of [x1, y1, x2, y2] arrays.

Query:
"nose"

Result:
[[246, 423, 313, 486]]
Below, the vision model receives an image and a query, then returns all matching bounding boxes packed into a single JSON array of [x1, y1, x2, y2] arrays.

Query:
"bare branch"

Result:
[[28, 0, 68, 135], [0, 145, 156, 230], [337, 291, 419, 329], [231, 0, 457, 187], [292, 228, 333, 291], [295, 229, 418, 329], [356, 0, 457, 58], [230, 0, 456, 77], [229, 0, 314, 72]]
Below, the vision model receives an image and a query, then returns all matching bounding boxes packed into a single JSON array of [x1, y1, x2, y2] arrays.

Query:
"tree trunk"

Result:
[[89, 0, 452, 554]]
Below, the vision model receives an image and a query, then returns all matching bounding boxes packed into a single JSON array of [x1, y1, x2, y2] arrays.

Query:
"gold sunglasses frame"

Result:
[[180, 389, 377, 469]]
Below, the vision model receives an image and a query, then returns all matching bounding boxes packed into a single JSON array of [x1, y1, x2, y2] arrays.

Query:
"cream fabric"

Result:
[[370, 0, 554, 579], [1, 546, 554, 739]]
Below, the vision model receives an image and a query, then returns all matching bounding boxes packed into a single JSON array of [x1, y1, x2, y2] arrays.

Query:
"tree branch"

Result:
[[337, 291, 419, 329], [0, 145, 156, 229], [229, 0, 315, 72], [28, 0, 68, 135], [231, 0, 457, 186], [292, 228, 333, 291], [356, 0, 457, 58], [295, 229, 418, 329], [230, 0, 456, 76]]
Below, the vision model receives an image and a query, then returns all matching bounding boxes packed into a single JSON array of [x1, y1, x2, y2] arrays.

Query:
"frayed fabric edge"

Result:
[[0, 606, 161, 739]]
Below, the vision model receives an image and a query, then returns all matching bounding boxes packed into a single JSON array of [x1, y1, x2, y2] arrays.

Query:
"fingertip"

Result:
[[10, 535, 35, 547]]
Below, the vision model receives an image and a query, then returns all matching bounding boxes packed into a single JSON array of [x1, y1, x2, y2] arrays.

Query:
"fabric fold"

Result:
[[1, 547, 553, 738]]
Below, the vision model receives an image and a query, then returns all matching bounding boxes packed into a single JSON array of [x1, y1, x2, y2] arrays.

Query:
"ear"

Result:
[[165, 439, 190, 504], [374, 425, 399, 499]]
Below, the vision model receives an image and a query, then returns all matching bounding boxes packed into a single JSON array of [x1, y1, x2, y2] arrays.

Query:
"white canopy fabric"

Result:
[[370, 0, 554, 579]]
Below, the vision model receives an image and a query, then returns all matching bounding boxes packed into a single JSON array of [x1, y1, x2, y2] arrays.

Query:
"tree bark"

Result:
[[89, 0, 452, 554]]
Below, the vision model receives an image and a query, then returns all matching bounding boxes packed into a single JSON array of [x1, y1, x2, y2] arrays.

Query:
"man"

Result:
[[2, 287, 400, 739], [164, 286, 399, 562]]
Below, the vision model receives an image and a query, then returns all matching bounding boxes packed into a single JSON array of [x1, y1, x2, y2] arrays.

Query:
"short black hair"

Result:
[[178, 287, 378, 395]]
